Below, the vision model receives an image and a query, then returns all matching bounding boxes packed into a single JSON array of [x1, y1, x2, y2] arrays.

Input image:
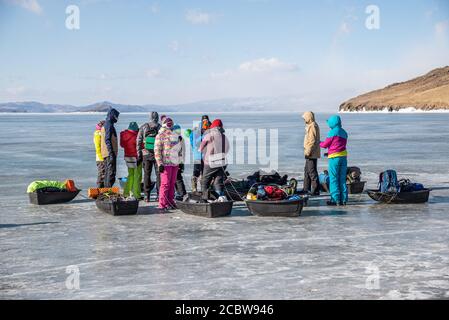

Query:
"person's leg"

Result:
[[310, 159, 320, 195], [339, 157, 348, 204], [158, 168, 170, 209], [152, 160, 160, 199], [110, 156, 117, 187], [303, 159, 311, 193], [104, 156, 116, 188], [328, 158, 341, 204], [168, 166, 179, 206], [176, 168, 187, 196], [96, 161, 105, 188], [134, 163, 142, 199], [201, 165, 218, 200], [124, 167, 133, 197], [213, 167, 226, 196], [191, 163, 201, 192], [142, 157, 152, 199]]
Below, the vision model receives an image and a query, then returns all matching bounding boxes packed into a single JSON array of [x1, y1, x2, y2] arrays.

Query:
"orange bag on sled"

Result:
[[88, 187, 120, 199]]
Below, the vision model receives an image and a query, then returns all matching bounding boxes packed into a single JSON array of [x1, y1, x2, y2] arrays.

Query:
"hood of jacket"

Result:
[[302, 111, 315, 124], [327, 115, 342, 129], [106, 108, 120, 124], [149, 111, 159, 124]]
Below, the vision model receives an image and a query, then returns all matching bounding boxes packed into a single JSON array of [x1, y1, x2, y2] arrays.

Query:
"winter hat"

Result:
[[163, 117, 174, 129], [160, 114, 167, 123], [96, 120, 105, 130], [128, 122, 139, 131], [184, 128, 192, 138], [210, 119, 223, 129], [173, 124, 181, 135]]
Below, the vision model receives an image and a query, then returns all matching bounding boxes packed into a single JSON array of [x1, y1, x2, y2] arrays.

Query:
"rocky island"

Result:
[[340, 66, 449, 112]]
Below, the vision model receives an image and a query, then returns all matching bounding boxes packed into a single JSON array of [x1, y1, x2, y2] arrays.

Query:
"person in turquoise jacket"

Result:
[[320, 115, 348, 206], [189, 121, 203, 192]]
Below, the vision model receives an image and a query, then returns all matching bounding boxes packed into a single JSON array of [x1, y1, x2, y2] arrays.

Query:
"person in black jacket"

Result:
[[137, 112, 161, 202], [101, 108, 120, 188]]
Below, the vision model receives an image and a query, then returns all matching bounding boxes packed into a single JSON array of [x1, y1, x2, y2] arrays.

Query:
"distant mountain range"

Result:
[[0, 97, 306, 113], [340, 66, 449, 112]]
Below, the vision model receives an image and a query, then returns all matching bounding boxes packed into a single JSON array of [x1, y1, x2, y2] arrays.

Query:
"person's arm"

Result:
[[136, 126, 144, 156], [180, 138, 186, 164], [304, 125, 316, 156], [119, 132, 125, 149], [199, 133, 210, 152], [154, 134, 163, 167], [105, 122, 114, 157], [94, 132, 103, 161], [320, 136, 333, 149], [224, 135, 230, 154]]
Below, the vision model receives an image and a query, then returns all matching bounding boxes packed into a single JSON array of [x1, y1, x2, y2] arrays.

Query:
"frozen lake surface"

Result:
[[1, 112, 449, 299]]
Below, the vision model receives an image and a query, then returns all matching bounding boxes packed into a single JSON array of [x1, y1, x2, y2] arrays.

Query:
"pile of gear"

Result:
[[245, 173, 300, 201], [97, 190, 135, 202], [378, 170, 425, 193], [27, 180, 78, 193]]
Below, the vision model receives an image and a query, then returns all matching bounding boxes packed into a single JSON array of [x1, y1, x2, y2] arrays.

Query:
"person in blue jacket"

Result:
[[189, 121, 203, 192], [320, 115, 348, 206]]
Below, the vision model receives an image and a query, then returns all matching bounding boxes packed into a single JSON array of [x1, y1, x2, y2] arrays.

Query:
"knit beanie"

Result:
[[128, 122, 139, 131]]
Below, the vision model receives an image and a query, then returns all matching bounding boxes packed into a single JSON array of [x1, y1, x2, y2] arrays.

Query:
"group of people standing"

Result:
[[93, 107, 348, 209], [302, 112, 349, 206], [93, 108, 230, 211]]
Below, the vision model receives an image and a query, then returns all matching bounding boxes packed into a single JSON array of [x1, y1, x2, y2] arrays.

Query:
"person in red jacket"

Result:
[[120, 122, 142, 198]]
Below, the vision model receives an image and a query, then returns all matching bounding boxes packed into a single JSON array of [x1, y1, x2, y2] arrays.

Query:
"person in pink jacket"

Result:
[[154, 117, 182, 211]]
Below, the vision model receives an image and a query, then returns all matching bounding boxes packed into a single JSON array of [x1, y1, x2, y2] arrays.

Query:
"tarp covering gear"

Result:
[[27, 180, 77, 193]]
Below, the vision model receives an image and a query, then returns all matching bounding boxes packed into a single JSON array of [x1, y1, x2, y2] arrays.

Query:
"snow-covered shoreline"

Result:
[[339, 107, 449, 114]]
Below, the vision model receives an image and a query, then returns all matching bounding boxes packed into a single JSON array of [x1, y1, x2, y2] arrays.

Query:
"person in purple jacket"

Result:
[[320, 115, 348, 206]]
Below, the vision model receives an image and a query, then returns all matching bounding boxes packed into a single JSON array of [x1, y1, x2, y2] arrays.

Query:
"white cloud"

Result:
[[238, 58, 299, 73], [169, 40, 180, 53], [185, 9, 212, 25], [5, 86, 25, 95], [150, 2, 159, 14], [339, 22, 350, 35], [6, 0, 43, 15], [146, 68, 163, 78], [435, 20, 448, 36]]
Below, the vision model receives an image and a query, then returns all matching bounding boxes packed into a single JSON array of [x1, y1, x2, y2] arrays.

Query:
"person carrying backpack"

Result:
[[120, 122, 141, 199], [320, 115, 348, 206], [100, 108, 120, 188], [302, 111, 321, 195], [137, 112, 161, 202], [199, 119, 230, 202]]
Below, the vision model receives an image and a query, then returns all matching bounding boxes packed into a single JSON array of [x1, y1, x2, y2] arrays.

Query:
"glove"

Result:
[[137, 153, 142, 165], [158, 165, 165, 173], [179, 163, 184, 173]]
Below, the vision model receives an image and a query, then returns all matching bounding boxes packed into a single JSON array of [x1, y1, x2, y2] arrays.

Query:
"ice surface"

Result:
[[1, 113, 449, 299]]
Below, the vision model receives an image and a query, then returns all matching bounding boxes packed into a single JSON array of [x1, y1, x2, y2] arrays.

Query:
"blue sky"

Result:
[[0, 0, 448, 109]]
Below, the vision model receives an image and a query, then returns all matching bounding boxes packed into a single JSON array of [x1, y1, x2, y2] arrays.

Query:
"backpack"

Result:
[[144, 125, 158, 151], [398, 179, 424, 192], [379, 170, 399, 193]]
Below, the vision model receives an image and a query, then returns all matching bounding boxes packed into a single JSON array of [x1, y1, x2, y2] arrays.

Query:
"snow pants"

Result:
[[328, 156, 348, 204]]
